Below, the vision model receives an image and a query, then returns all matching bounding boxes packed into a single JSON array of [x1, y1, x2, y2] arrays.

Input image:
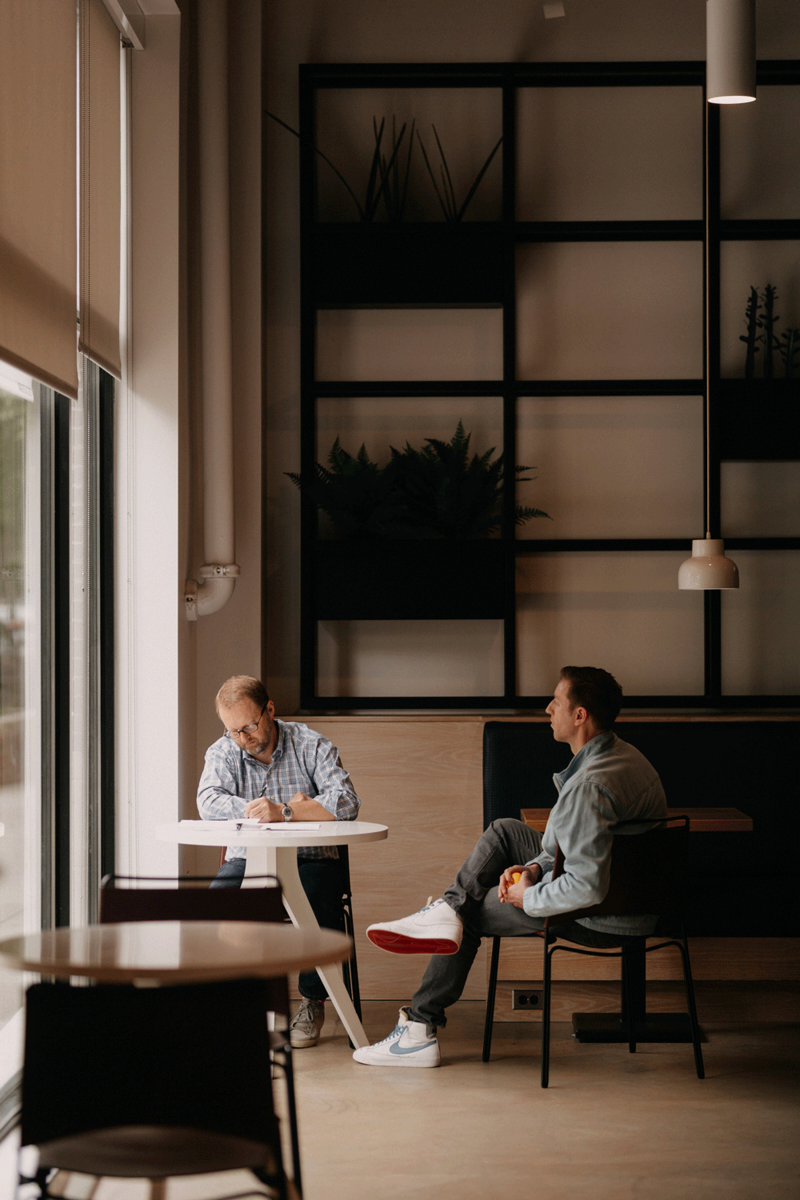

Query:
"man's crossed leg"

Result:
[[353, 819, 546, 1068]]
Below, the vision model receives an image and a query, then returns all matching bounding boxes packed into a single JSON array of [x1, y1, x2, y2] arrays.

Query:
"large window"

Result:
[[0, 365, 44, 1112], [0, 360, 114, 1125]]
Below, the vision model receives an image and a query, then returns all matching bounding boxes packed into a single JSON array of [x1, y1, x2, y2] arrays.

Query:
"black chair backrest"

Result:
[[482, 721, 570, 827], [21, 978, 277, 1149], [99, 874, 291, 1020], [545, 817, 690, 929], [99, 874, 285, 925]]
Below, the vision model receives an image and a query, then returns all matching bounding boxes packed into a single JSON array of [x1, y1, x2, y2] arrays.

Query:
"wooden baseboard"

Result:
[[492, 937, 800, 982], [491, 980, 800, 1024]]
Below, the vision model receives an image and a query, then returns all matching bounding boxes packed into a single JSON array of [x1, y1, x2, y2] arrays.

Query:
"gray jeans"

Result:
[[409, 818, 625, 1029]]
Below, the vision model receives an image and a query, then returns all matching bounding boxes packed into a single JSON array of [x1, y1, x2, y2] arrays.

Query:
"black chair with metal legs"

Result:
[[338, 845, 361, 1020], [484, 817, 705, 1087], [99, 874, 304, 1197], [21, 977, 289, 1200]]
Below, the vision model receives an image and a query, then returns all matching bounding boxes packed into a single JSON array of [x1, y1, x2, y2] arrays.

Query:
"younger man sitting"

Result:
[[354, 666, 666, 1067]]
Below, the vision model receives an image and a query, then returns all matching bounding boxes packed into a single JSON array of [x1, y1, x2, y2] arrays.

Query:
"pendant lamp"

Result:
[[679, 538, 739, 589], [706, 0, 756, 104], [679, 60, 741, 592]]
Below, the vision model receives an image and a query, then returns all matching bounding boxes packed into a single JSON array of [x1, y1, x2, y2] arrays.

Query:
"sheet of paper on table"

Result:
[[179, 819, 323, 832]]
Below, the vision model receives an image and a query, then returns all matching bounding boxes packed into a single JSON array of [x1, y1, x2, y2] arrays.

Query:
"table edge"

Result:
[[520, 807, 754, 832]]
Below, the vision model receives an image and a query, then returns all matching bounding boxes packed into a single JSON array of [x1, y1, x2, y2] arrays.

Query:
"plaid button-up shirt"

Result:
[[197, 719, 360, 861]]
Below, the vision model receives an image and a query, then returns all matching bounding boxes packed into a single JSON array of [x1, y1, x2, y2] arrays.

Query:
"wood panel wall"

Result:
[[313, 717, 487, 1002]]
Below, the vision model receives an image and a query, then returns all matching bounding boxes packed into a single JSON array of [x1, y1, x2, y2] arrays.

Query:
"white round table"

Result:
[[156, 820, 388, 1047], [0, 920, 352, 985]]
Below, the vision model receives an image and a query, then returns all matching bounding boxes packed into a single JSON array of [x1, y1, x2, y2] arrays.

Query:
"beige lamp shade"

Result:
[[706, 0, 756, 104], [678, 539, 740, 590]]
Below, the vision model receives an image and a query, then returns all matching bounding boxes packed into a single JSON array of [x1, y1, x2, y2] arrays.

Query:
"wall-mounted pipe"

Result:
[[185, 0, 238, 621]]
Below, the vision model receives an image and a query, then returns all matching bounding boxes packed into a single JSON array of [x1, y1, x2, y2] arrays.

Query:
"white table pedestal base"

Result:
[[242, 844, 367, 1048]]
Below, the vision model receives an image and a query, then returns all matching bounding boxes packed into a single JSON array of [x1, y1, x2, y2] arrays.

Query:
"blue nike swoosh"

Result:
[[389, 1039, 433, 1055]]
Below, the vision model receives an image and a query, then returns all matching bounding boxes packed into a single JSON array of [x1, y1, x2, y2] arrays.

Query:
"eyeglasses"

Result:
[[223, 701, 268, 740]]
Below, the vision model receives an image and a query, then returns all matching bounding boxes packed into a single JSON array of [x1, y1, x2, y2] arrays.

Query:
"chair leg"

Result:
[[678, 935, 705, 1080], [621, 942, 637, 1055], [340, 897, 361, 1052], [482, 936, 501, 1062], [342, 903, 362, 1020], [541, 935, 553, 1088], [339, 847, 362, 1024], [281, 1045, 303, 1195], [253, 1163, 289, 1200]]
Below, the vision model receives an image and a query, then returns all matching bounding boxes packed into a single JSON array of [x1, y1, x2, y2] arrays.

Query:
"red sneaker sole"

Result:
[[367, 930, 459, 955]]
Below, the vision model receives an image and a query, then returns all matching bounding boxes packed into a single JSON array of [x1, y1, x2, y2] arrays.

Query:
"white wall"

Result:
[[116, 15, 183, 875], [115, 3, 265, 873], [188, 1, 265, 816]]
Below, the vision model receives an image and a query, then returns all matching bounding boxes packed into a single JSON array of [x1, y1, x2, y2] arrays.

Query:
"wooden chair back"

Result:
[[100, 873, 285, 925]]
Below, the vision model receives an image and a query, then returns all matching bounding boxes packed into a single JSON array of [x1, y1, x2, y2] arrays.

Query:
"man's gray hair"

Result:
[[215, 675, 269, 715]]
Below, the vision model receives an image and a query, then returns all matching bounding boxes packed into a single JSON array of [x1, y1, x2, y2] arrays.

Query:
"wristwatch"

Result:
[[280, 803, 293, 823]]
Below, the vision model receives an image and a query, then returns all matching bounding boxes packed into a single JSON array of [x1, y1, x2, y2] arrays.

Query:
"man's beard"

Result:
[[244, 719, 273, 756]]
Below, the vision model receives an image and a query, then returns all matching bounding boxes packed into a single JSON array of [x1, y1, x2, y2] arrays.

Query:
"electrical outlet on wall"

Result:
[[511, 988, 543, 1011]]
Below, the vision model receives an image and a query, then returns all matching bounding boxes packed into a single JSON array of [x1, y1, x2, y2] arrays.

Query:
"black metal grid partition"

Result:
[[293, 61, 800, 710]]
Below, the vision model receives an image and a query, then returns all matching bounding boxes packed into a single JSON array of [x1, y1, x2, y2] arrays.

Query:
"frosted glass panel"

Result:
[[516, 243, 702, 380], [720, 88, 800, 221], [720, 242, 800, 378], [317, 620, 504, 697], [316, 309, 503, 381], [316, 397, 502, 464], [722, 462, 800, 538], [517, 87, 701, 222], [516, 553, 705, 696], [721, 552, 800, 695], [314, 88, 502, 223], [517, 396, 703, 539]]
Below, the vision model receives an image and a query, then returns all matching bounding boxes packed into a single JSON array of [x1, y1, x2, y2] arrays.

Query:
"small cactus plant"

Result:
[[739, 286, 760, 380], [758, 284, 779, 381], [740, 284, 798, 380]]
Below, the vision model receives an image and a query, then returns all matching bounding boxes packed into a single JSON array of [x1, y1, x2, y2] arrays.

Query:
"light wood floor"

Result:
[[291, 1001, 800, 1200], [5, 1001, 799, 1199]]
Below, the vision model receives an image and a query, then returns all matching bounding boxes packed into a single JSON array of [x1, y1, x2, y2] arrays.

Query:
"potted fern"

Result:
[[287, 423, 551, 620]]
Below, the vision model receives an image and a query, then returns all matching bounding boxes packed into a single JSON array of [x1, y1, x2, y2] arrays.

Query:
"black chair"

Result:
[[217, 844, 362, 1018], [483, 818, 705, 1087], [338, 845, 361, 1020], [99, 873, 303, 1196], [21, 977, 289, 1200]]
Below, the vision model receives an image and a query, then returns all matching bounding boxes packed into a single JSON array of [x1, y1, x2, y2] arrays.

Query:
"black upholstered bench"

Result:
[[482, 718, 799, 937]]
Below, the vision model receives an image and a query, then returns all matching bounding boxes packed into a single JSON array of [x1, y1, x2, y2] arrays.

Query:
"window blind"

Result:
[[0, 0, 79, 399], [79, 0, 122, 379]]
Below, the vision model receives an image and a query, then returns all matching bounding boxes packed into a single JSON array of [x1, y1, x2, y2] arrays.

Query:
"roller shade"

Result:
[[0, 0, 78, 398], [79, 0, 122, 379]]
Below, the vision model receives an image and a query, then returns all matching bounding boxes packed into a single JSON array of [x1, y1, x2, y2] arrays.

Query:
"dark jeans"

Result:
[[409, 818, 629, 1030], [211, 854, 346, 1002]]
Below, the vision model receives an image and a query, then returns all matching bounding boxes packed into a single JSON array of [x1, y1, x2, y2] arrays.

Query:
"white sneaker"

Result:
[[367, 897, 463, 955], [352, 1007, 440, 1068], [289, 998, 325, 1048]]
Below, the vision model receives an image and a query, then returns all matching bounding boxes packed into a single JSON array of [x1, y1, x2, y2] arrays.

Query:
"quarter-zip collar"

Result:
[[553, 729, 616, 794]]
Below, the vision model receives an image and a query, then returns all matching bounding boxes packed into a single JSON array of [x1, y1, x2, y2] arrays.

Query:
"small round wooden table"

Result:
[[0, 920, 352, 985], [1, 922, 352, 1193]]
